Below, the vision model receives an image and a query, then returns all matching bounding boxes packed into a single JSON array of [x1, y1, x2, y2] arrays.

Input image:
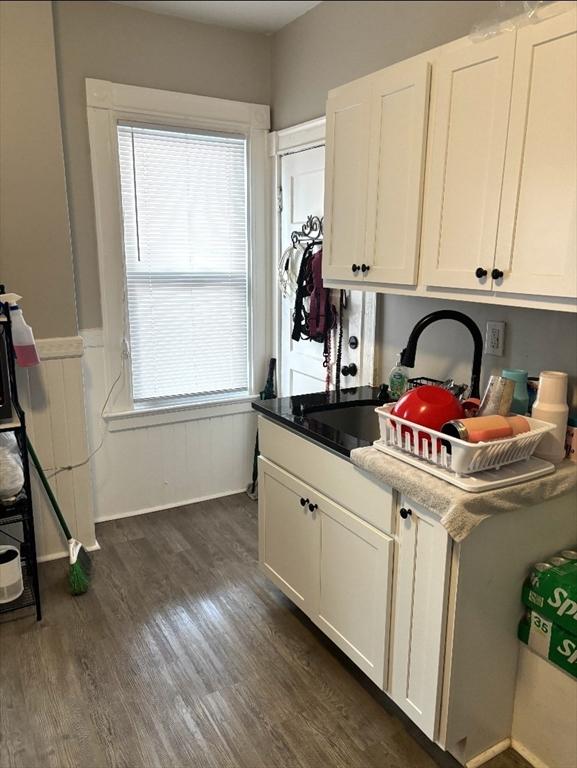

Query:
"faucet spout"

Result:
[[399, 310, 483, 399]]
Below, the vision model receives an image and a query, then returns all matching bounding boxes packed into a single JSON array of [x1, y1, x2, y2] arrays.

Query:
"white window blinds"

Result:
[[117, 123, 249, 403]]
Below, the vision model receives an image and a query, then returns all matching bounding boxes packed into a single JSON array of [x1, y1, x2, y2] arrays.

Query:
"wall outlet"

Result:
[[484, 321, 505, 356]]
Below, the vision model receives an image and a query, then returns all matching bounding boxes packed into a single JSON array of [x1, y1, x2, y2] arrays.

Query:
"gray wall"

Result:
[[377, 296, 577, 409], [0, 0, 77, 338], [53, 0, 271, 330], [271, 0, 496, 129]]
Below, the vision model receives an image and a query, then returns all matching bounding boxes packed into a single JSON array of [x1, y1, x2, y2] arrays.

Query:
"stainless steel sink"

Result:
[[305, 403, 380, 444]]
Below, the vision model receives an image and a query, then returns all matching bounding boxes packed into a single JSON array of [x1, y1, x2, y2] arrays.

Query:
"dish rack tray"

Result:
[[374, 404, 554, 476]]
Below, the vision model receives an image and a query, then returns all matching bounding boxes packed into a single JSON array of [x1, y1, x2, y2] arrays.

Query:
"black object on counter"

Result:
[[399, 310, 483, 399]]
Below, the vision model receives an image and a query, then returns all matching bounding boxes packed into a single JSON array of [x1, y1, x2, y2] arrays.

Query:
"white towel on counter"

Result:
[[350, 446, 577, 542]]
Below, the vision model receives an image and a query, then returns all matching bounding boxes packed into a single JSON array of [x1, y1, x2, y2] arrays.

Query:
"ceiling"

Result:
[[111, 1, 322, 33]]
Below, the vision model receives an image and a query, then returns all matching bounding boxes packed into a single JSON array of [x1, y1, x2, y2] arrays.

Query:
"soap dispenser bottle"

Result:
[[389, 357, 408, 400]]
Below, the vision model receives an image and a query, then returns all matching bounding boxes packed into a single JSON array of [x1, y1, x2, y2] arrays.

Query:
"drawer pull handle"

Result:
[[308, 502, 318, 512], [399, 507, 412, 519], [300, 497, 309, 507]]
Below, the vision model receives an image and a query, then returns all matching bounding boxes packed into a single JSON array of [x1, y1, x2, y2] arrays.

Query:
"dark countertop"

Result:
[[252, 385, 390, 458]]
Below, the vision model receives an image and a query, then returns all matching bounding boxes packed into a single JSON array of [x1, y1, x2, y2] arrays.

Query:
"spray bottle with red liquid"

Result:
[[0, 293, 40, 367]]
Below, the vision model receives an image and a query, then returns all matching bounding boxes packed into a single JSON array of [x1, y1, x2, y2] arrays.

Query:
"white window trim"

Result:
[[86, 79, 270, 425]]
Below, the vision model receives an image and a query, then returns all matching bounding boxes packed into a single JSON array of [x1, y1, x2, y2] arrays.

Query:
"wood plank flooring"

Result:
[[0, 494, 530, 768]]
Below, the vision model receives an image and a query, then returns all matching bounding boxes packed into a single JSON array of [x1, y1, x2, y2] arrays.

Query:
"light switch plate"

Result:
[[484, 321, 505, 356]]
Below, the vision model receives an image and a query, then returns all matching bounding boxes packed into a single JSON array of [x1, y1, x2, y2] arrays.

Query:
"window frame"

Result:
[[86, 79, 270, 426]]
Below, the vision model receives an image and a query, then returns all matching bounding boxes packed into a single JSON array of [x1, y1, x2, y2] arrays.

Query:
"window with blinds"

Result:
[[117, 122, 249, 403]]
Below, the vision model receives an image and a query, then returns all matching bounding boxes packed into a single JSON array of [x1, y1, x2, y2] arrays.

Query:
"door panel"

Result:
[[421, 34, 516, 290], [258, 457, 319, 617], [318, 498, 393, 687], [390, 497, 450, 739], [324, 79, 372, 282], [495, 10, 577, 297], [365, 59, 431, 285], [279, 145, 374, 396]]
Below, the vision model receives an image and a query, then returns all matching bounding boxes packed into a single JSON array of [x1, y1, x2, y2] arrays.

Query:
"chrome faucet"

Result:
[[399, 310, 483, 399]]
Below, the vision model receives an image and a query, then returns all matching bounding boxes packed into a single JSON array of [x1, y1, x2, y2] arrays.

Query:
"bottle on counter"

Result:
[[10, 306, 40, 367], [389, 357, 408, 400], [502, 369, 529, 415], [532, 371, 569, 465]]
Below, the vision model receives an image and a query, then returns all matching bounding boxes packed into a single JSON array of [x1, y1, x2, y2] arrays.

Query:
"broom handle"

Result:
[[26, 436, 73, 541]]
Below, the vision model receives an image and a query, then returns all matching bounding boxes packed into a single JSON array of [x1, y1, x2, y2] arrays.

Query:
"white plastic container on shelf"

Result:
[[0, 546, 23, 604], [374, 403, 555, 476], [532, 371, 569, 465]]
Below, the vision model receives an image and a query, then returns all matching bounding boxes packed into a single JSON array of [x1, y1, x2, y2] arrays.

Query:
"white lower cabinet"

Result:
[[258, 457, 320, 616], [389, 496, 451, 740], [258, 455, 393, 688], [318, 498, 393, 686]]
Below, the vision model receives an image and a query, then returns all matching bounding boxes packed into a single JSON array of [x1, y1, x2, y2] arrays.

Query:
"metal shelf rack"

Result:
[[0, 289, 42, 621]]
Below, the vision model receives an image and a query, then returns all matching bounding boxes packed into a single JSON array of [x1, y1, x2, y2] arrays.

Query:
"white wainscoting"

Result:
[[16, 337, 97, 560], [81, 329, 256, 523]]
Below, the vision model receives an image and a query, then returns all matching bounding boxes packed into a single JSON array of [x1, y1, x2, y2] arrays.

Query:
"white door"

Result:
[[495, 9, 577, 298], [279, 144, 375, 396], [317, 494, 393, 688], [323, 78, 372, 282], [421, 33, 516, 290], [364, 57, 431, 285], [389, 497, 451, 740], [258, 457, 320, 618]]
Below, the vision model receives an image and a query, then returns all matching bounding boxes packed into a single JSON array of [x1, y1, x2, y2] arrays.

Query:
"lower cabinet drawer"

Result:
[[258, 456, 393, 689]]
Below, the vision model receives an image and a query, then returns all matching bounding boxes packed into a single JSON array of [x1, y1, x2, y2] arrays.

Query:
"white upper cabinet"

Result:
[[324, 56, 431, 285], [324, 78, 372, 281], [421, 33, 516, 291], [364, 59, 431, 285], [322, 2, 576, 310], [494, 9, 577, 298]]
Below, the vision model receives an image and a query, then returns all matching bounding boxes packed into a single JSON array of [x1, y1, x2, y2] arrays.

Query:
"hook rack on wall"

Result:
[[290, 215, 323, 247]]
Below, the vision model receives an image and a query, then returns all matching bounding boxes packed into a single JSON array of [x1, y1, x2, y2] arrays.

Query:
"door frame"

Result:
[[268, 118, 377, 393]]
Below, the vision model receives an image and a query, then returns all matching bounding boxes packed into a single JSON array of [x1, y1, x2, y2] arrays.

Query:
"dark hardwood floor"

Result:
[[0, 494, 530, 768]]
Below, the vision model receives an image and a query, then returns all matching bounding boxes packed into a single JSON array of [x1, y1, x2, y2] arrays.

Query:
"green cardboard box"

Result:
[[522, 559, 577, 636], [518, 610, 577, 679]]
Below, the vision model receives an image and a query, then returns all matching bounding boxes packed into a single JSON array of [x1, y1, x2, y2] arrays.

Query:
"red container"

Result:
[[392, 385, 464, 449]]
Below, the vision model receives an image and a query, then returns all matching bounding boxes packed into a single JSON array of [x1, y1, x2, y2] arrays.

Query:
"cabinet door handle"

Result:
[[300, 497, 309, 507], [475, 267, 487, 278], [491, 268, 504, 280], [399, 507, 412, 519], [308, 502, 318, 512], [351, 264, 360, 273], [361, 264, 370, 274], [341, 363, 358, 377]]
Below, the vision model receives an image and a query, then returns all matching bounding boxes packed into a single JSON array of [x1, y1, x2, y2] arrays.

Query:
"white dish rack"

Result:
[[374, 404, 555, 477]]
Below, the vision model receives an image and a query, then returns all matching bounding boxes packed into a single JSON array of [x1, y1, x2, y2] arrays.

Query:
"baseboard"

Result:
[[37, 540, 101, 563], [94, 487, 248, 523], [511, 739, 550, 768], [466, 739, 511, 768]]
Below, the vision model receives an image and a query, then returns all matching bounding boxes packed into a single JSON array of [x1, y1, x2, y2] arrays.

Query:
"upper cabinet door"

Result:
[[324, 78, 372, 282], [494, 10, 577, 298], [421, 34, 516, 290], [364, 59, 431, 285]]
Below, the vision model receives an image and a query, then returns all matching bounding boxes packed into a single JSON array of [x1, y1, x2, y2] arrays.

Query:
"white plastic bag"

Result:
[[0, 432, 24, 500]]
